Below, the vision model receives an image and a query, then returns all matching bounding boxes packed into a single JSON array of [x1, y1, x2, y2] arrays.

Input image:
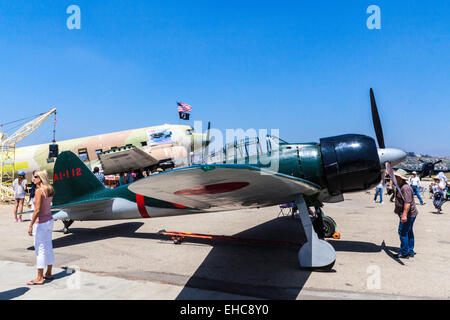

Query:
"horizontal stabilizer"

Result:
[[128, 164, 320, 211], [51, 198, 114, 210], [18, 198, 113, 217]]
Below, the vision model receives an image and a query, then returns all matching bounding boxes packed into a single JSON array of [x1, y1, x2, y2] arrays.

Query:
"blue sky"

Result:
[[0, 1, 449, 156]]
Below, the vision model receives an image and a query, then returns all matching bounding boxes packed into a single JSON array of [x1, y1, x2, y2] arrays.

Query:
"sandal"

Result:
[[44, 276, 53, 280], [27, 280, 44, 285]]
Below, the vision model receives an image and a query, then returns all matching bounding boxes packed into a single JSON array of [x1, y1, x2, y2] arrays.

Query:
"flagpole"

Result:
[[177, 101, 180, 126]]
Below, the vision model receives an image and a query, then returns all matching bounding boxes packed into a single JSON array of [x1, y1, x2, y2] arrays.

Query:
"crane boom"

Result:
[[1, 108, 56, 201], [1, 108, 56, 147]]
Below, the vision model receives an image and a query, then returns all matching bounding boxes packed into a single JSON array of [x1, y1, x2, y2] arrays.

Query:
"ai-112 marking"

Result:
[[54, 168, 82, 181]]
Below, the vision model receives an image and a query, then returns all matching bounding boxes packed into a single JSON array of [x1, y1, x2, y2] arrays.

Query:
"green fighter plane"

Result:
[[22, 89, 407, 270]]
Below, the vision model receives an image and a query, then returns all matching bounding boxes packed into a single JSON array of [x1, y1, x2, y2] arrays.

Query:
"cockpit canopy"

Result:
[[200, 135, 287, 164]]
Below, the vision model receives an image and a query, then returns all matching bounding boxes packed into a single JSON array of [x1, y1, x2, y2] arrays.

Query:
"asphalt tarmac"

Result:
[[0, 186, 449, 300]]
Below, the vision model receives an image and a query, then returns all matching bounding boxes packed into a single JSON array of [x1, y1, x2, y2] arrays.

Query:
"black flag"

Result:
[[179, 112, 190, 120]]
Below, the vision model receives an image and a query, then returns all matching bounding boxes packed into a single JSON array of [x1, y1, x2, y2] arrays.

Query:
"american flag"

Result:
[[177, 102, 192, 113]]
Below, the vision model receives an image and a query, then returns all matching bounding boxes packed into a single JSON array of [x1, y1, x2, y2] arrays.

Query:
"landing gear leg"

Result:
[[62, 220, 74, 234], [313, 207, 326, 240], [295, 195, 336, 271]]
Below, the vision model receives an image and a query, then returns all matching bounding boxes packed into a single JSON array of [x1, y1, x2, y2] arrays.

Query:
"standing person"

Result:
[[438, 172, 448, 185], [437, 172, 448, 198], [409, 172, 425, 205], [13, 171, 28, 222], [373, 181, 383, 204], [93, 167, 105, 185], [27, 170, 55, 285], [128, 171, 134, 184], [118, 172, 127, 186], [27, 170, 37, 210], [393, 169, 419, 259], [432, 176, 446, 214]]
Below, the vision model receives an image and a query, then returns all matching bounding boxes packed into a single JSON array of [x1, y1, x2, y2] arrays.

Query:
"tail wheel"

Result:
[[322, 216, 336, 239]]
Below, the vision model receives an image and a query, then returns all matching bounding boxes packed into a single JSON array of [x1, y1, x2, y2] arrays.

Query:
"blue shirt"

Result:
[[94, 172, 106, 184]]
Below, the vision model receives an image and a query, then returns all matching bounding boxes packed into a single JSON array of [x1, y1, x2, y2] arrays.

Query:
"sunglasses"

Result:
[[33, 176, 40, 179]]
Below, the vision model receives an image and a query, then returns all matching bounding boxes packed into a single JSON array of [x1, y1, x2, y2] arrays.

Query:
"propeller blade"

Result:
[[370, 88, 386, 149], [203, 121, 211, 163]]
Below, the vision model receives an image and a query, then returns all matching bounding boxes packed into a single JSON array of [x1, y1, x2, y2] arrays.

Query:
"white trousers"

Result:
[[33, 220, 54, 269]]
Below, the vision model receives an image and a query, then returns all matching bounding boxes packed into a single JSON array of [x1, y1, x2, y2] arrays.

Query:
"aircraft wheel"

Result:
[[322, 216, 336, 239], [173, 236, 183, 245]]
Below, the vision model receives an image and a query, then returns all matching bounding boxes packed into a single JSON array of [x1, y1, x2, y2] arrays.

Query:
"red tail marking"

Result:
[[136, 194, 150, 218]]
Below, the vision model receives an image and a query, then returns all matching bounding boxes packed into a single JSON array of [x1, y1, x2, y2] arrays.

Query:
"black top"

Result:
[[29, 183, 36, 198]]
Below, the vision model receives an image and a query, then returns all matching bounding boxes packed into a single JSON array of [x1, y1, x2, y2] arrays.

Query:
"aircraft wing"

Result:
[[128, 164, 321, 211], [98, 147, 158, 175]]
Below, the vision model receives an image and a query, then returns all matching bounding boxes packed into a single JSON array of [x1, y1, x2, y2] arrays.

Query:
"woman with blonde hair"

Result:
[[27, 170, 55, 285]]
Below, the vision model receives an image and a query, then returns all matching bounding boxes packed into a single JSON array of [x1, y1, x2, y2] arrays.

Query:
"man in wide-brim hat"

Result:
[[394, 169, 410, 181], [393, 169, 419, 259]]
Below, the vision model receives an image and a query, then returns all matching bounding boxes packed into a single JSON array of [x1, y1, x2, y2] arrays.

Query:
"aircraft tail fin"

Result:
[[52, 151, 106, 206]]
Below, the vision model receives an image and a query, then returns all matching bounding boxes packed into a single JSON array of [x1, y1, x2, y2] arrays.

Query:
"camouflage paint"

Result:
[[13, 124, 206, 180]]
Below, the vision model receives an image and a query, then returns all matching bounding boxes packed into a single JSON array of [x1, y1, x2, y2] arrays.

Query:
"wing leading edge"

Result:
[[128, 164, 321, 211]]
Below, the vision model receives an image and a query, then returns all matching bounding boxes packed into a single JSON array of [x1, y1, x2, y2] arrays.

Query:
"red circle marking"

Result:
[[174, 182, 250, 196]]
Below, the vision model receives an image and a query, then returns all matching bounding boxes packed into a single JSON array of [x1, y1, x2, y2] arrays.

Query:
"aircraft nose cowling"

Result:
[[378, 148, 407, 167], [320, 134, 382, 196]]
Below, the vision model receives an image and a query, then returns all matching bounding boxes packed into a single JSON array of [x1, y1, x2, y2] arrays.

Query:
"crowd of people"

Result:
[[374, 171, 449, 212], [91, 166, 166, 187], [372, 170, 449, 260], [114, 168, 163, 187]]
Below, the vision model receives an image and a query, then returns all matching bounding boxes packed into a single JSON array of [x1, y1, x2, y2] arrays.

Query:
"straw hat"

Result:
[[394, 169, 409, 181]]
